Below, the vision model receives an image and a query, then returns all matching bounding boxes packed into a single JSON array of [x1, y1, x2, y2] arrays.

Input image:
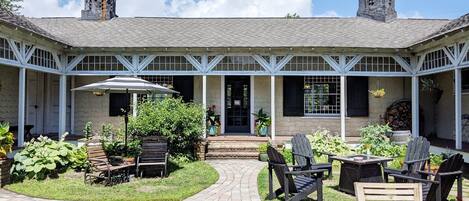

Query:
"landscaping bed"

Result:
[[5, 161, 218, 201]]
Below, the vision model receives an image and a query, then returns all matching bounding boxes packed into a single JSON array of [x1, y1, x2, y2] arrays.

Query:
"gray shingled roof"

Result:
[[0, 8, 64, 44], [28, 17, 449, 49]]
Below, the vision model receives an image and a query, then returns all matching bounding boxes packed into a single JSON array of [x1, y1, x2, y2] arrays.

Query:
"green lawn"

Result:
[[5, 161, 218, 201], [257, 161, 355, 201]]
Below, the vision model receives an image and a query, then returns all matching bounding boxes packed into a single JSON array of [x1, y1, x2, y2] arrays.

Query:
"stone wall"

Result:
[[0, 66, 18, 125], [73, 76, 122, 135]]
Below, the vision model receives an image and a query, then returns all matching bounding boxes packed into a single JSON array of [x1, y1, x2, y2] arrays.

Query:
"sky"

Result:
[[19, 0, 469, 19]]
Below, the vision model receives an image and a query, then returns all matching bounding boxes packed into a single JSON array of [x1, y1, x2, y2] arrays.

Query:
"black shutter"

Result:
[[109, 93, 130, 116], [347, 76, 369, 117], [283, 76, 304, 116], [462, 69, 469, 90], [173, 76, 194, 102]]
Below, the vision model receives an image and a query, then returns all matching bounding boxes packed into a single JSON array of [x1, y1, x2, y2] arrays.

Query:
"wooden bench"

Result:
[[354, 182, 422, 201], [84, 143, 133, 186]]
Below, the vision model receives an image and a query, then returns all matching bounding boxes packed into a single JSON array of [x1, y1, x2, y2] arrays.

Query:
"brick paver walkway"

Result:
[[185, 160, 265, 201], [0, 189, 53, 201]]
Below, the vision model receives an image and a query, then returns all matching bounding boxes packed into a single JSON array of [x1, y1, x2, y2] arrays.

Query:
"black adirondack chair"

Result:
[[384, 136, 431, 182], [291, 133, 333, 178], [267, 146, 325, 201], [136, 136, 169, 177], [391, 153, 464, 201]]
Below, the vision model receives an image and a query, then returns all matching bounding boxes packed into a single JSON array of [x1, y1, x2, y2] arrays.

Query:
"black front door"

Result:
[[225, 76, 250, 133]]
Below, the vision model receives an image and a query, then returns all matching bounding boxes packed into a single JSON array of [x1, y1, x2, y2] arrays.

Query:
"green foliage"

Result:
[[253, 108, 271, 135], [99, 123, 113, 143], [68, 146, 88, 171], [430, 153, 444, 166], [285, 13, 300, 18], [103, 139, 141, 158], [129, 98, 204, 159], [0, 0, 23, 13], [11, 135, 86, 180], [258, 143, 269, 154], [206, 105, 220, 127], [281, 148, 293, 164], [357, 123, 404, 158], [83, 122, 93, 141], [0, 122, 14, 159], [307, 129, 351, 156]]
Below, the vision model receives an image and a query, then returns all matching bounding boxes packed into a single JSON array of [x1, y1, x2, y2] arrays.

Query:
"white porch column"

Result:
[[455, 69, 462, 150], [220, 76, 225, 134], [202, 75, 207, 138], [17, 67, 26, 147], [270, 76, 276, 140], [58, 74, 67, 138], [250, 75, 255, 134], [132, 93, 138, 117], [411, 76, 419, 138], [70, 76, 75, 134], [340, 75, 346, 141]]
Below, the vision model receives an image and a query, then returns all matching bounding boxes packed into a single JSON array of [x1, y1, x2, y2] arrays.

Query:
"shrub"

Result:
[[430, 153, 444, 166], [11, 135, 86, 180], [69, 146, 89, 171], [0, 122, 14, 159], [281, 148, 293, 164], [258, 143, 269, 154], [83, 122, 93, 140], [307, 129, 350, 156], [104, 139, 141, 158], [129, 98, 204, 159], [357, 123, 404, 158], [100, 123, 114, 143]]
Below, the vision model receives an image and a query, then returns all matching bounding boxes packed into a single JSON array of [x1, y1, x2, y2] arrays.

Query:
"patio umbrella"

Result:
[[72, 76, 178, 148]]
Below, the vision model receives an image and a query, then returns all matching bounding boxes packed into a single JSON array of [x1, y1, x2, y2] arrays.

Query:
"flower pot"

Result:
[[208, 126, 218, 136], [0, 159, 12, 187], [258, 153, 268, 162], [390, 130, 411, 145], [258, 126, 268, 137], [124, 157, 135, 165]]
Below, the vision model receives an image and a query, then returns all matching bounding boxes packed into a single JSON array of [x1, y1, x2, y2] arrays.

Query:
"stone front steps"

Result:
[[205, 136, 268, 160]]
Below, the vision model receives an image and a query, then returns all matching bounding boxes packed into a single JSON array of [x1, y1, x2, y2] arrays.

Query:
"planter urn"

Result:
[[0, 159, 12, 187], [257, 126, 268, 137], [208, 126, 218, 136]]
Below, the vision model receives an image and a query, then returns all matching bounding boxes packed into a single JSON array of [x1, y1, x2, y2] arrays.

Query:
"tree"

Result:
[[286, 13, 300, 19], [0, 0, 23, 13]]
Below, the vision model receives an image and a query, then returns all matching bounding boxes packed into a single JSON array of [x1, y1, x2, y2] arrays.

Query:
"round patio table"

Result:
[[331, 154, 393, 195]]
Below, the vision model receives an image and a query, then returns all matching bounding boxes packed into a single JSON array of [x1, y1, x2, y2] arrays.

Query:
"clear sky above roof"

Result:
[[21, 0, 469, 19]]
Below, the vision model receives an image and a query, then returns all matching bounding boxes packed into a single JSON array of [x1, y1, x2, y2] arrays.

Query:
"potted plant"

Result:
[[252, 108, 271, 137], [258, 143, 269, 162], [0, 122, 14, 187], [421, 77, 443, 104], [369, 88, 386, 98], [206, 105, 220, 136]]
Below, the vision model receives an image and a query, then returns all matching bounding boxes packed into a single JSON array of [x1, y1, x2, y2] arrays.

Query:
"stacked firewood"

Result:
[[384, 100, 412, 131]]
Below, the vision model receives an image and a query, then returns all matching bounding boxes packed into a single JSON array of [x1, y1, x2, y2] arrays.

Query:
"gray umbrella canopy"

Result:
[[72, 76, 179, 94]]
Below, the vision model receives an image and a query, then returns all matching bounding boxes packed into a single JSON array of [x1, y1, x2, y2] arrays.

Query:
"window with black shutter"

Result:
[[347, 76, 369, 117], [109, 93, 130, 116], [173, 76, 194, 102], [283, 76, 304, 116]]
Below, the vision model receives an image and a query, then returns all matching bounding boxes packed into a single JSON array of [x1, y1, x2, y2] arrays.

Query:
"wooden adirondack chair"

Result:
[[267, 146, 325, 201], [391, 153, 464, 201], [354, 182, 423, 201], [291, 133, 333, 178], [136, 136, 169, 177], [384, 136, 431, 182], [84, 143, 132, 186]]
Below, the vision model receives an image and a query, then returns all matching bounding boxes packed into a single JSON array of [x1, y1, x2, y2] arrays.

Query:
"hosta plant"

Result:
[[307, 128, 351, 157], [11, 134, 87, 180], [357, 123, 405, 158], [0, 122, 14, 159]]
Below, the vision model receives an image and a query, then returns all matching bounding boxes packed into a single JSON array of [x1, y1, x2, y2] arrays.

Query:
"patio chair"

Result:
[[267, 146, 325, 201], [291, 133, 334, 178], [384, 136, 430, 183], [354, 182, 423, 201], [84, 143, 133, 186], [390, 153, 464, 201], [136, 136, 169, 177]]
